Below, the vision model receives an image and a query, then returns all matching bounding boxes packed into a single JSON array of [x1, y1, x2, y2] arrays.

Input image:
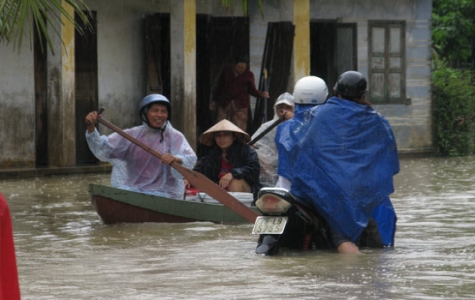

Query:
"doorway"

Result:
[[75, 11, 98, 164], [252, 22, 294, 133], [196, 15, 249, 157], [310, 21, 356, 94], [144, 13, 171, 99], [34, 19, 48, 166]]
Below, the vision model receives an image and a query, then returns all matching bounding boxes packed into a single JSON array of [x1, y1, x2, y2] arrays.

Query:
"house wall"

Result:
[[0, 40, 35, 167], [0, 0, 176, 167], [84, 0, 171, 134], [0, 0, 432, 168], [244, 0, 433, 153], [309, 0, 433, 153]]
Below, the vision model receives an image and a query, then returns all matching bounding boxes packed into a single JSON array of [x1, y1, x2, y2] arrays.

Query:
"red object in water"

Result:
[[0, 193, 21, 300], [302, 233, 312, 251], [185, 188, 200, 196]]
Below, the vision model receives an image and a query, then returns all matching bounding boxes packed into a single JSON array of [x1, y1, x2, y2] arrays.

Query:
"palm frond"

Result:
[[0, 0, 91, 53]]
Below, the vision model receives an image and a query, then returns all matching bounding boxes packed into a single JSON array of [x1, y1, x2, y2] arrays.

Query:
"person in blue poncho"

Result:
[[276, 72, 399, 254], [275, 76, 329, 189]]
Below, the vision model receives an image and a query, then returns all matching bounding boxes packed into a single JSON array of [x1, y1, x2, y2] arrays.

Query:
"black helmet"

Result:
[[334, 71, 367, 98]]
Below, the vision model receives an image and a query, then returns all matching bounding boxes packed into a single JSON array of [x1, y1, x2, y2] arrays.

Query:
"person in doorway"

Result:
[[282, 71, 399, 254], [209, 56, 270, 132], [251, 92, 295, 187], [0, 193, 21, 300], [85, 94, 197, 200], [190, 119, 262, 197]]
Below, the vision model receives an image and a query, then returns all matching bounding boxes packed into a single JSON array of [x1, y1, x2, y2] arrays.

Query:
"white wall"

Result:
[[0, 39, 35, 166], [84, 0, 171, 132]]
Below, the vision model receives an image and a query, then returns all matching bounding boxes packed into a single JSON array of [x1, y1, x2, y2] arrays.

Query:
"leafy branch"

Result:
[[0, 0, 91, 54]]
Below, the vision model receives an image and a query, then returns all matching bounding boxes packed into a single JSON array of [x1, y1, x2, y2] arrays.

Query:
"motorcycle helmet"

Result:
[[293, 76, 328, 105], [139, 94, 171, 125], [333, 71, 367, 99]]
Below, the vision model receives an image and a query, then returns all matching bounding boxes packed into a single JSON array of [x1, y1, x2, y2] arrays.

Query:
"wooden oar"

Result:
[[95, 110, 259, 224], [248, 113, 286, 146]]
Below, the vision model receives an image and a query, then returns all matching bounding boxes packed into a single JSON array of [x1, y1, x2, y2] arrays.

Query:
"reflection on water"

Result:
[[1, 157, 475, 299]]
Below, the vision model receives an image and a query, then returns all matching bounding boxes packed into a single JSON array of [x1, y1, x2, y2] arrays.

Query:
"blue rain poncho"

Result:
[[276, 97, 399, 244], [275, 104, 312, 183], [86, 122, 197, 200]]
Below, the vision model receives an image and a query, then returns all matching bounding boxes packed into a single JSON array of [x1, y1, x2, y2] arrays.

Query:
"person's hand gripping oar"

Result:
[[88, 109, 260, 224], [247, 112, 287, 146]]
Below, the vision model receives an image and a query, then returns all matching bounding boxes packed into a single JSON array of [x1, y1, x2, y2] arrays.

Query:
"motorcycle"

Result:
[[252, 187, 333, 255]]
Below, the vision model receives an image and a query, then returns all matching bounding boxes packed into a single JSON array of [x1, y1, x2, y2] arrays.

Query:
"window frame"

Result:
[[368, 20, 406, 104]]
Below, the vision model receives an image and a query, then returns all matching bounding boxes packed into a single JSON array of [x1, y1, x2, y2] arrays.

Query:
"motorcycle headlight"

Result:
[[255, 194, 292, 215]]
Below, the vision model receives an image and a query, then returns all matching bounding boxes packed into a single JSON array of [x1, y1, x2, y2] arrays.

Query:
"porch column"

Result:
[[47, 1, 76, 167], [293, 0, 310, 80], [170, 0, 197, 150]]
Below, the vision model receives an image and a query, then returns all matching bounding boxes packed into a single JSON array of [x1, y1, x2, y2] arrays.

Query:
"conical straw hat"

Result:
[[199, 119, 251, 146]]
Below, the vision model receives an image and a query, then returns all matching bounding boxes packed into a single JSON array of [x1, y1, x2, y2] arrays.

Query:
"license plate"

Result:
[[252, 216, 288, 234]]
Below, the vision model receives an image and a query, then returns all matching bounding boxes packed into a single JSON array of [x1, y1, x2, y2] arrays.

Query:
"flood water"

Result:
[[2, 157, 475, 299]]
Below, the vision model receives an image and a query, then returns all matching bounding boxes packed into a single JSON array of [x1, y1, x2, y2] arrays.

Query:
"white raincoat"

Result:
[[86, 122, 197, 199], [251, 93, 294, 187]]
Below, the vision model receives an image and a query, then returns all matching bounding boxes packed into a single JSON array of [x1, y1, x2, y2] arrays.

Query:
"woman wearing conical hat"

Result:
[[192, 119, 262, 197]]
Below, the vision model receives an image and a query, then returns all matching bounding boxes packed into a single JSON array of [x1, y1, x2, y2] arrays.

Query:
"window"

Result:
[[368, 21, 406, 104]]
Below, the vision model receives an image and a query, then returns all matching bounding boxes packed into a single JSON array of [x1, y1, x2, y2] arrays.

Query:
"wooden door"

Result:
[[75, 11, 98, 164], [252, 22, 295, 133], [310, 21, 356, 93], [34, 20, 48, 166], [144, 14, 171, 99], [196, 15, 249, 156]]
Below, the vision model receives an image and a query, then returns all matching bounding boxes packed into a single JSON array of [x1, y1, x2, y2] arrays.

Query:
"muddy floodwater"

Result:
[[1, 157, 475, 299]]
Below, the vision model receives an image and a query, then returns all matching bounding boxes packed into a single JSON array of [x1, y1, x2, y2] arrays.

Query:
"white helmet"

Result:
[[293, 76, 328, 105]]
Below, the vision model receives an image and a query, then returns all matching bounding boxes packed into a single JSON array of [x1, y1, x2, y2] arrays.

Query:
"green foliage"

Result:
[[432, 0, 475, 156], [0, 0, 90, 54], [433, 64, 475, 156], [432, 0, 475, 62]]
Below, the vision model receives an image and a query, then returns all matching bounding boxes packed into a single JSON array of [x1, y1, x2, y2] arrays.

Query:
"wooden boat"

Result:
[[89, 183, 260, 225]]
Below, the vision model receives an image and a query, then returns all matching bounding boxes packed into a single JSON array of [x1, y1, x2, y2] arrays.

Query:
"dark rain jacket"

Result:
[[193, 141, 262, 197], [212, 65, 262, 109]]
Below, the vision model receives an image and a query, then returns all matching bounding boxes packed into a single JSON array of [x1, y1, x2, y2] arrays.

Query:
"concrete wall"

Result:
[[84, 0, 171, 134], [0, 0, 432, 168], [310, 0, 433, 153], [0, 0, 175, 167], [244, 0, 433, 154], [0, 38, 35, 167]]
